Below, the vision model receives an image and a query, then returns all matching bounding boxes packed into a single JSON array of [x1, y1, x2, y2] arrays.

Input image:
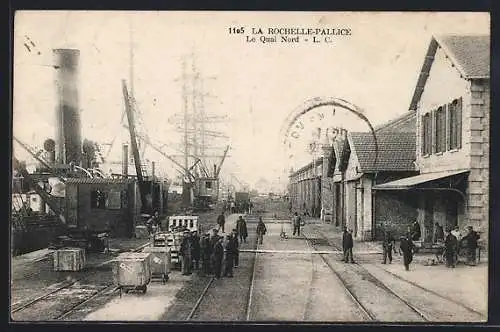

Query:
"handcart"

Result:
[[142, 246, 171, 284], [112, 252, 151, 296]]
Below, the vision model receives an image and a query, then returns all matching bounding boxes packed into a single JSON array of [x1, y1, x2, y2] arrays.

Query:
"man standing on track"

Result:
[[191, 230, 201, 270], [212, 236, 224, 279], [217, 212, 226, 233], [444, 228, 458, 268], [342, 227, 354, 263], [399, 234, 415, 271], [236, 215, 248, 243], [179, 230, 193, 275], [292, 212, 302, 237], [381, 224, 396, 264], [256, 217, 267, 245], [222, 234, 234, 278], [200, 232, 212, 276]]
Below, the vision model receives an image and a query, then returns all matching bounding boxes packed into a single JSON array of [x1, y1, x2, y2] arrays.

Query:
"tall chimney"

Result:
[[122, 143, 129, 176], [53, 49, 82, 166], [152, 161, 156, 179]]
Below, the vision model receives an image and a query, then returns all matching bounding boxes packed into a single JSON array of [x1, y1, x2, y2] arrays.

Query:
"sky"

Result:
[[13, 11, 490, 192]]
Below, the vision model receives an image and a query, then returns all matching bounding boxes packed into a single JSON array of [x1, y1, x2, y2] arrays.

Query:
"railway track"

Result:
[[304, 226, 486, 322], [11, 242, 150, 320]]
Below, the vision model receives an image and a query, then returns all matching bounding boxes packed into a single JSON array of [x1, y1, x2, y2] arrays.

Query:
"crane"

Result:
[[215, 145, 230, 178], [122, 79, 148, 213]]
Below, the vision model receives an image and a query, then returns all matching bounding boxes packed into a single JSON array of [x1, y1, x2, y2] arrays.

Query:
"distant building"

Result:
[[374, 35, 490, 243]]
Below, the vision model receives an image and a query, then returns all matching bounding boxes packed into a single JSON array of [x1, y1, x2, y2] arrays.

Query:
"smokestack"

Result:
[[53, 49, 82, 166], [152, 161, 155, 179], [214, 164, 217, 177], [122, 143, 129, 176]]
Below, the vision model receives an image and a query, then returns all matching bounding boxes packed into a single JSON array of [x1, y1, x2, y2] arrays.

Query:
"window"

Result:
[[91, 189, 122, 209], [422, 113, 432, 155], [448, 98, 462, 150], [206, 181, 212, 189], [435, 106, 446, 153]]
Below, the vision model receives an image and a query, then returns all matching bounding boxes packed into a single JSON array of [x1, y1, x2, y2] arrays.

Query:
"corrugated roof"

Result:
[[373, 170, 469, 189], [409, 35, 490, 110], [349, 132, 416, 172], [65, 177, 135, 184]]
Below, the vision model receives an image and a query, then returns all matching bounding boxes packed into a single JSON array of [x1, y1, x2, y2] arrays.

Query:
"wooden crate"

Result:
[[53, 247, 86, 271], [112, 252, 151, 288]]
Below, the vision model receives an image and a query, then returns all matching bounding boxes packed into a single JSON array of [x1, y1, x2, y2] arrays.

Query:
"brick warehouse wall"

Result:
[[467, 79, 489, 241]]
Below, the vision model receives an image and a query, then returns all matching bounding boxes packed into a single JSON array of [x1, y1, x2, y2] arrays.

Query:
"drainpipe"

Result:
[[371, 172, 379, 241]]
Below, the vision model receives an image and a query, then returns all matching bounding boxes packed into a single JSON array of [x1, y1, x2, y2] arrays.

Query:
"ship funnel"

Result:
[[53, 49, 82, 166]]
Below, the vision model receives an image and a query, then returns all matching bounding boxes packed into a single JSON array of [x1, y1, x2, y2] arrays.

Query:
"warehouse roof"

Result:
[[409, 35, 490, 110], [348, 132, 416, 172]]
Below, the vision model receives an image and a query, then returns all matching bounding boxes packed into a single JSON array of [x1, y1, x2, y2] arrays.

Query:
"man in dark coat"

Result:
[[399, 235, 414, 271], [292, 212, 302, 237], [200, 232, 212, 275], [461, 226, 480, 266], [231, 229, 240, 268], [256, 217, 267, 245], [211, 236, 224, 279], [236, 216, 248, 243], [179, 231, 193, 275], [223, 234, 234, 277], [342, 227, 354, 263], [217, 212, 226, 233], [381, 224, 396, 264], [444, 228, 458, 268], [191, 230, 201, 270], [410, 221, 421, 241]]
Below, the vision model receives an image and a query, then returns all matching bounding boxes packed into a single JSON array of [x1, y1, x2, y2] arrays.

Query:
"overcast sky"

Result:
[[13, 11, 489, 191]]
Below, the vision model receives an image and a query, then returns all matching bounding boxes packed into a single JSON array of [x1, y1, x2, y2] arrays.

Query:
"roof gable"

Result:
[[348, 132, 416, 172], [409, 35, 490, 110]]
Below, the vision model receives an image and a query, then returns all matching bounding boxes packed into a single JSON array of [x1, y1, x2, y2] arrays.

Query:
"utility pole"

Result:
[[182, 58, 189, 180]]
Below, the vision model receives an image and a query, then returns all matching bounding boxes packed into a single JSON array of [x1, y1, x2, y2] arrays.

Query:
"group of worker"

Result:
[[178, 214, 267, 278], [377, 222, 481, 270]]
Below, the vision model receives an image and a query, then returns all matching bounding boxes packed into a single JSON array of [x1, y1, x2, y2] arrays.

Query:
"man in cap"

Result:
[[200, 231, 212, 276], [342, 226, 354, 263], [191, 230, 201, 270], [179, 230, 193, 275], [399, 234, 414, 271], [212, 236, 224, 279], [236, 216, 248, 243], [444, 227, 458, 268], [381, 223, 396, 264], [461, 226, 480, 266], [217, 212, 226, 233]]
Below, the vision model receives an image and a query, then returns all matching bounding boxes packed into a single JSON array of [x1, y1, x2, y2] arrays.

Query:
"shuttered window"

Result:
[[422, 113, 432, 155], [435, 106, 446, 153], [449, 98, 463, 150]]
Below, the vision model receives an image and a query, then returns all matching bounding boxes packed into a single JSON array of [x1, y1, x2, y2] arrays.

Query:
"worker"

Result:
[[236, 216, 248, 243], [200, 232, 212, 276], [248, 201, 254, 214], [342, 227, 354, 263], [191, 230, 201, 270], [217, 212, 226, 233], [212, 236, 224, 279], [444, 228, 458, 268], [256, 217, 267, 245], [223, 234, 234, 277], [399, 234, 415, 271], [410, 220, 421, 241], [179, 230, 193, 275], [433, 222, 445, 244], [461, 226, 480, 266], [381, 224, 396, 264], [231, 229, 240, 268], [292, 212, 302, 237]]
